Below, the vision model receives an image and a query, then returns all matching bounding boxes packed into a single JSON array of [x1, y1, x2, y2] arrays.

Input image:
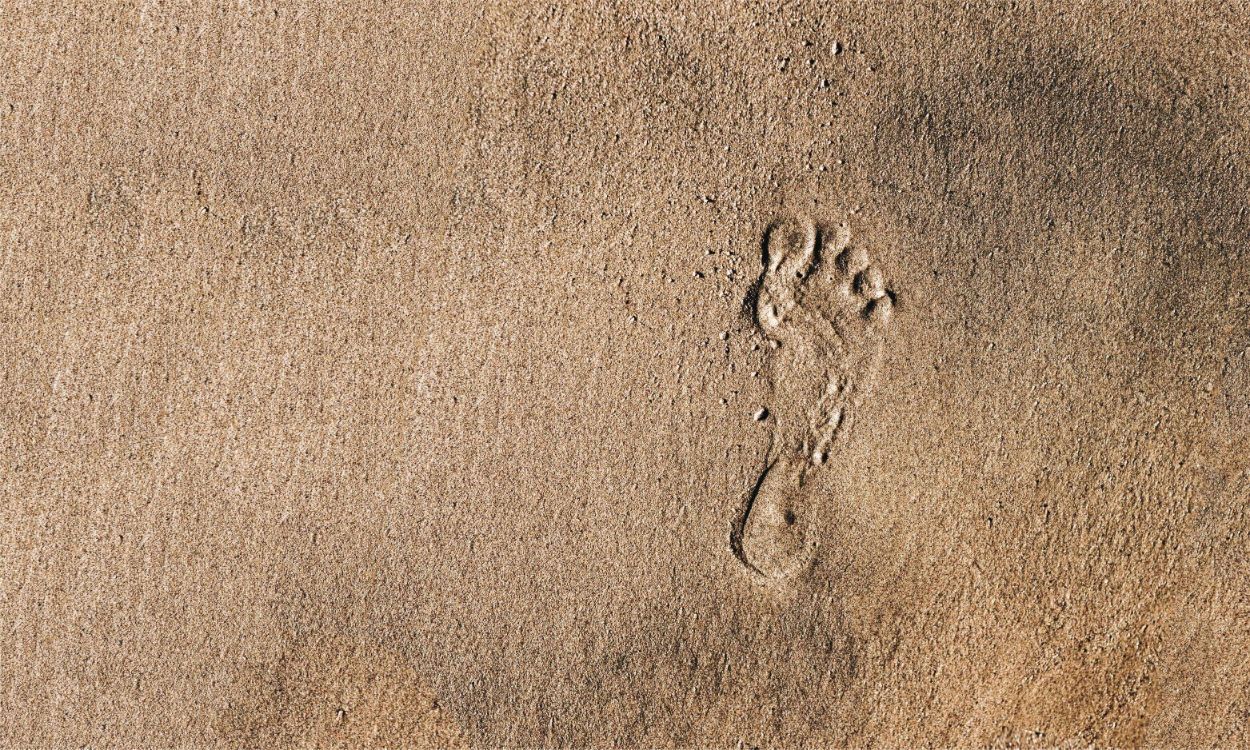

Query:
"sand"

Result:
[[2, 1, 1249, 747]]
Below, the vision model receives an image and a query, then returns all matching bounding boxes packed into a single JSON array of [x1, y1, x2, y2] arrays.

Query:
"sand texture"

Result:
[[3, 1, 1249, 747]]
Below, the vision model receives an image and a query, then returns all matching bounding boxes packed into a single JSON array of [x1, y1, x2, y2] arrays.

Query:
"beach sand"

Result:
[[3, 1, 1248, 747]]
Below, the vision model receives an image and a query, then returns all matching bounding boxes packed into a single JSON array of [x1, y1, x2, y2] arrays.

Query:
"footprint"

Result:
[[731, 215, 896, 583]]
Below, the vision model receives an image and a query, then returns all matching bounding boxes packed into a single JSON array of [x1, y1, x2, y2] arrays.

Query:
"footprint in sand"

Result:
[[731, 215, 896, 582]]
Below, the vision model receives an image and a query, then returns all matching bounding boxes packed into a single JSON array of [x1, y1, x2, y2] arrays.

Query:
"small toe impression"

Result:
[[836, 245, 869, 276], [865, 293, 894, 324], [855, 266, 886, 300]]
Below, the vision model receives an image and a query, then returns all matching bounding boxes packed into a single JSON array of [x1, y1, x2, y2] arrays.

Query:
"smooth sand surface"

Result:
[[3, 1, 1249, 747]]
